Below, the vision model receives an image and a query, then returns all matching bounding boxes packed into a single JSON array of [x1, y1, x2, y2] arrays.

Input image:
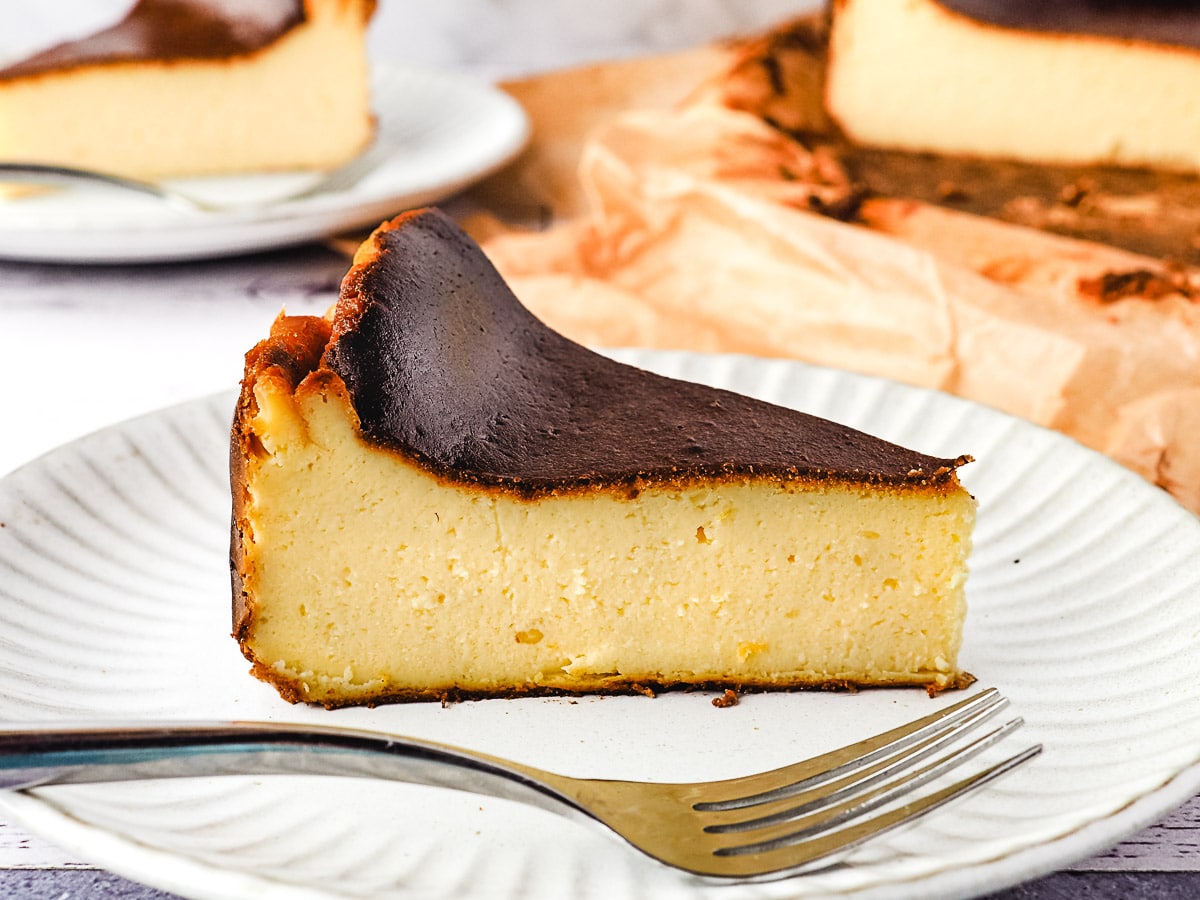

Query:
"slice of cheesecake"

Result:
[[0, 0, 375, 179], [230, 208, 976, 708], [827, 0, 1200, 171]]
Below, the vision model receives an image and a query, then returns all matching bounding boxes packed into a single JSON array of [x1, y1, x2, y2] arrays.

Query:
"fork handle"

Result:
[[0, 722, 579, 817]]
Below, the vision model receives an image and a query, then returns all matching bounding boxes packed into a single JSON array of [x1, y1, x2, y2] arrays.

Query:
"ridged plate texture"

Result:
[[1, 349, 1199, 900]]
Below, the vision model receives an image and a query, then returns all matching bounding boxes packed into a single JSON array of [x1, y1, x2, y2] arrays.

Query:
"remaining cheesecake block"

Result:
[[230, 208, 976, 708], [827, 0, 1200, 171], [0, 0, 375, 179]]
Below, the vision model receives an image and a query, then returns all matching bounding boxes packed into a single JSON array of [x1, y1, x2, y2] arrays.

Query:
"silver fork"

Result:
[[0, 688, 1038, 882], [0, 142, 395, 214]]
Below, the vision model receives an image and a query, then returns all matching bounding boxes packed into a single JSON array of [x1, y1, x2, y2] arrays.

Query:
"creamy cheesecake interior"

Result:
[[241, 365, 973, 705]]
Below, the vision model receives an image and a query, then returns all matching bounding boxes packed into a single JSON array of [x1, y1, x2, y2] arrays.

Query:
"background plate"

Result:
[[1, 349, 1199, 900], [0, 65, 529, 264]]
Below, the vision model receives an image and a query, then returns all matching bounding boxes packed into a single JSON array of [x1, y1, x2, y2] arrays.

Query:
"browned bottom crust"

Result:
[[248, 660, 976, 710]]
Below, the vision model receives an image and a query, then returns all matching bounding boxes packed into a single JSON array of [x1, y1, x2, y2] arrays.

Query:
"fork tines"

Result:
[[688, 688, 1041, 879]]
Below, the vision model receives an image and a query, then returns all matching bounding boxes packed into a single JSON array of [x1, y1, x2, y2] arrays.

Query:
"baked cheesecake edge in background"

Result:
[[0, 0, 376, 178], [826, 0, 1200, 171]]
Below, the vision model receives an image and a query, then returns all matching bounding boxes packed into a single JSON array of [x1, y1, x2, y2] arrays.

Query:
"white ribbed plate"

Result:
[[1, 349, 1199, 900], [0, 64, 528, 263]]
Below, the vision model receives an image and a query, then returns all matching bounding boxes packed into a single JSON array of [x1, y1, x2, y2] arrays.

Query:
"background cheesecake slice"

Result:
[[230, 208, 976, 708], [827, 0, 1200, 171], [0, 0, 375, 179]]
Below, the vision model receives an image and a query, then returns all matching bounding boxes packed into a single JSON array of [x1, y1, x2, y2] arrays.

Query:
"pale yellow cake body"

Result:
[[827, 0, 1200, 171], [0, 0, 374, 178], [236, 367, 975, 707]]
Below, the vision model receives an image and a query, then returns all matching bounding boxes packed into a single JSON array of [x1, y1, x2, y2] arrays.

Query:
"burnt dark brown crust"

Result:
[[322, 209, 968, 496], [0, 0, 307, 80], [934, 0, 1200, 49]]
